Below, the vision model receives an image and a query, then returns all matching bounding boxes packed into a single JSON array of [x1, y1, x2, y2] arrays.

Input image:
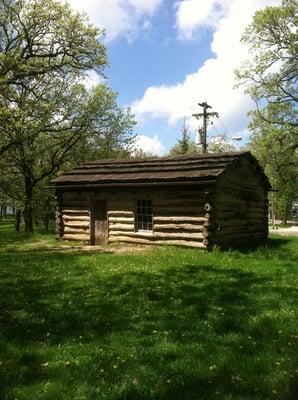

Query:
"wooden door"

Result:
[[91, 200, 108, 245]]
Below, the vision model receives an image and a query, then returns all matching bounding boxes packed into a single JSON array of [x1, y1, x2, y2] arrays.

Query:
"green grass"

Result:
[[0, 220, 297, 400]]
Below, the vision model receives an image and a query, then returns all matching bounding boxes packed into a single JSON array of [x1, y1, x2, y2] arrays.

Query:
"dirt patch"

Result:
[[109, 244, 153, 253], [46, 243, 153, 254]]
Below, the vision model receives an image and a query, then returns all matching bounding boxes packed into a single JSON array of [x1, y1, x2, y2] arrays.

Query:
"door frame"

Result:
[[90, 199, 108, 245]]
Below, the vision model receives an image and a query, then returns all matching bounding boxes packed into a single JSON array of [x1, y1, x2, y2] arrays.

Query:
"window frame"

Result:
[[134, 199, 153, 232]]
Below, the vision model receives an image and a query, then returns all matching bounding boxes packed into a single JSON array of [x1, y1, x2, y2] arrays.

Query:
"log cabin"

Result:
[[50, 151, 271, 249]]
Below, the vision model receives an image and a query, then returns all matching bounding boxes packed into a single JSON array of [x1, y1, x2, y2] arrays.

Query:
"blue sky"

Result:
[[67, 0, 280, 155]]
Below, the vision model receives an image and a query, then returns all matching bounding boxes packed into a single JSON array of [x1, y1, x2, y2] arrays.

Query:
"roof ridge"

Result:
[[83, 151, 250, 166]]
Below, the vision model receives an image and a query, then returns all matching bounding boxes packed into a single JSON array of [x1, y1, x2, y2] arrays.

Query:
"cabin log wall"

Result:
[[56, 187, 212, 247], [58, 191, 91, 241], [212, 158, 268, 247], [107, 187, 210, 248]]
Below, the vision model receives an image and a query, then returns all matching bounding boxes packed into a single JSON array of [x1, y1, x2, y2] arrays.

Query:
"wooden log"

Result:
[[62, 209, 89, 214], [62, 202, 89, 208], [217, 207, 267, 215], [63, 221, 89, 228], [156, 204, 205, 210], [204, 203, 212, 212], [154, 209, 205, 216], [108, 236, 206, 248], [108, 217, 135, 223], [215, 231, 266, 239], [216, 199, 266, 208], [153, 216, 207, 223], [109, 223, 135, 231], [64, 227, 90, 234], [108, 211, 134, 217], [218, 176, 263, 191], [63, 234, 89, 241], [215, 189, 266, 202], [109, 231, 204, 241], [203, 239, 210, 248], [154, 223, 205, 231], [214, 210, 266, 218], [62, 215, 90, 221], [215, 199, 266, 209], [215, 230, 267, 237], [217, 218, 267, 225], [216, 226, 267, 234], [217, 222, 267, 229], [216, 191, 266, 201], [153, 199, 207, 207]]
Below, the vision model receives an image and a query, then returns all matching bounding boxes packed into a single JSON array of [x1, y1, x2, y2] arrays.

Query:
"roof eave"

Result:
[[50, 179, 217, 190]]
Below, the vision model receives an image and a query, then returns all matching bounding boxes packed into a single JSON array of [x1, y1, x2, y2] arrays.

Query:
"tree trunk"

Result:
[[15, 209, 21, 232], [0, 204, 3, 221], [43, 215, 49, 232], [23, 177, 34, 233]]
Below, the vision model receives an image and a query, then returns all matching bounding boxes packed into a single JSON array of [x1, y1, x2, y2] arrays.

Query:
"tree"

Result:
[[169, 127, 236, 156], [0, 0, 106, 156], [72, 85, 136, 163], [0, 0, 135, 232], [235, 0, 298, 128], [133, 148, 155, 158], [0, 82, 135, 232], [248, 111, 297, 223], [208, 136, 236, 153], [169, 121, 199, 156], [236, 0, 298, 222]]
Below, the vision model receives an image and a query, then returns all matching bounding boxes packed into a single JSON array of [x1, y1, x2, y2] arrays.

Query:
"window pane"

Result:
[[135, 199, 153, 231]]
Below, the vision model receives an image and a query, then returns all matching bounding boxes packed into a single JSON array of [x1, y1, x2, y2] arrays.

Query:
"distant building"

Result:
[[1, 204, 14, 217]]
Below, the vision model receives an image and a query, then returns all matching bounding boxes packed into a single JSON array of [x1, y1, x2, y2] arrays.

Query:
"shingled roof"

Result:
[[51, 151, 271, 188]]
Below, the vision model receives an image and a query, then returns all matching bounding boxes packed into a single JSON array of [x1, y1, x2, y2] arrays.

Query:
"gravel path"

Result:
[[269, 226, 298, 236]]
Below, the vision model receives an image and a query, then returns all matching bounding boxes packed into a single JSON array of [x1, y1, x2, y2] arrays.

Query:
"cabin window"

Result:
[[135, 199, 153, 231]]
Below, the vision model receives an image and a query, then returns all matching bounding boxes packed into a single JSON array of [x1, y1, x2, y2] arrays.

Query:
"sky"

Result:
[[65, 0, 280, 155]]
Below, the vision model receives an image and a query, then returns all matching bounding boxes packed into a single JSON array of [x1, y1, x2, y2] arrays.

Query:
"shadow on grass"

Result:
[[0, 220, 55, 246], [0, 245, 297, 400], [218, 236, 291, 253]]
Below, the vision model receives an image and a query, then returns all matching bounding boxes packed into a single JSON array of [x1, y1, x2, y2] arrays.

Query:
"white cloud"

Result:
[[175, 0, 229, 40], [127, 0, 163, 15], [134, 134, 165, 155], [64, 0, 163, 42], [132, 0, 280, 138]]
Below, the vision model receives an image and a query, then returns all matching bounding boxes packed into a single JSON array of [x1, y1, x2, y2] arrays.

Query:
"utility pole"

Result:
[[192, 101, 219, 154]]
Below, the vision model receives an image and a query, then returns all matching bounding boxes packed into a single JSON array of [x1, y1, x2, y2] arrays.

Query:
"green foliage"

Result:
[[169, 119, 237, 156], [236, 0, 298, 222], [0, 220, 297, 399], [169, 139, 199, 156], [208, 136, 236, 153], [236, 0, 298, 127], [249, 116, 297, 222], [169, 137, 236, 156], [169, 122, 198, 156], [72, 85, 136, 163], [0, 0, 106, 86], [133, 148, 156, 158], [0, 0, 136, 232], [0, 0, 107, 156]]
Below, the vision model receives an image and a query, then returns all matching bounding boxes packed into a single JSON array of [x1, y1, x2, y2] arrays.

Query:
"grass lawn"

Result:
[[0, 220, 297, 400]]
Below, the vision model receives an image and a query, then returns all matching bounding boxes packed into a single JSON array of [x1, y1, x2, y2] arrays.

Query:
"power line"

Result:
[[211, 124, 224, 137], [218, 117, 229, 135]]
